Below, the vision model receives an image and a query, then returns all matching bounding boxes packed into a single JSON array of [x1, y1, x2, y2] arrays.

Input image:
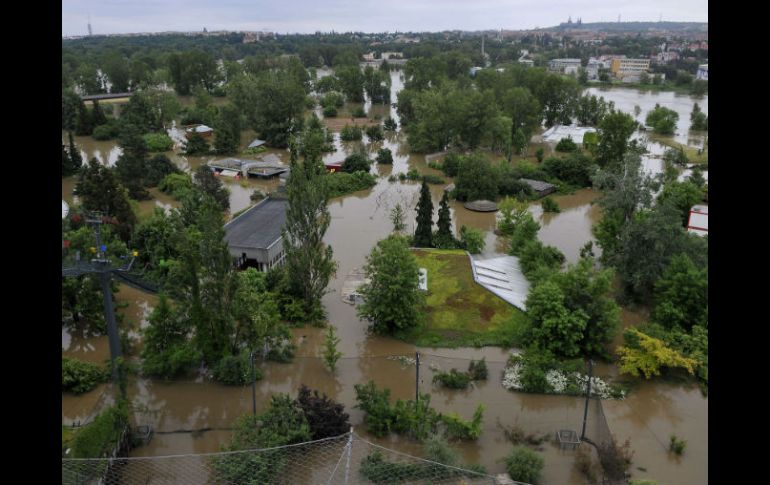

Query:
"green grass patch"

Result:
[[647, 134, 708, 163], [399, 249, 527, 347]]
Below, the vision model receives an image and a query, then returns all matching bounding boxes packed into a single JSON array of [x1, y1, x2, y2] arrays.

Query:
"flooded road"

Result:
[[62, 69, 706, 484]]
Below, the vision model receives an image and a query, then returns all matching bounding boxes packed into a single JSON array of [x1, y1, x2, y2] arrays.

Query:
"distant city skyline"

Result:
[[62, 0, 707, 37]]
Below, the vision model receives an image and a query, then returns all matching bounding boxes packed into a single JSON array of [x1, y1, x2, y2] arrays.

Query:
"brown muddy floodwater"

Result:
[[63, 69, 706, 484]]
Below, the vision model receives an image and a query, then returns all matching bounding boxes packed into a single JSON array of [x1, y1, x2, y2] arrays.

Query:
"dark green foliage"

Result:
[[535, 148, 544, 163], [193, 165, 230, 211], [238, 70, 307, 148], [541, 197, 560, 213], [76, 100, 94, 136], [64, 131, 83, 176], [690, 80, 707, 96], [366, 124, 384, 141], [352, 106, 367, 117], [336, 65, 366, 102], [323, 171, 377, 198], [670, 435, 686, 455], [376, 148, 393, 164], [555, 136, 577, 152], [441, 404, 484, 440], [62, 357, 107, 394], [320, 91, 345, 109], [70, 401, 129, 458], [213, 394, 312, 484], [663, 147, 689, 168], [575, 95, 613, 126], [322, 105, 338, 117], [354, 381, 395, 438], [541, 152, 595, 187], [143, 133, 174, 152], [141, 294, 202, 378], [468, 358, 488, 380], [596, 110, 637, 170], [364, 65, 392, 104], [62, 89, 81, 131], [422, 174, 445, 184], [646, 104, 679, 135], [524, 258, 619, 359], [115, 126, 150, 200], [690, 102, 708, 131], [145, 154, 181, 188], [383, 116, 398, 131], [296, 384, 351, 439], [433, 369, 472, 389], [441, 153, 461, 177], [657, 180, 702, 226], [454, 153, 498, 201], [213, 103, 242, 155], [213, 350, 261, 385], [414, 180, 434, 247], [652, 254, 708, 331], [342, 152, 371, 173], [75, 158, 137, 241], [358, 236, 424, 335], [184, 132, 211, 155], [91, 119, 122, 140], [436, 191, 452, 239], [340, 124, 363, 141], [167, 50, 221, 95], [460, 226, 485, 254], [504, 447, 544, 484]]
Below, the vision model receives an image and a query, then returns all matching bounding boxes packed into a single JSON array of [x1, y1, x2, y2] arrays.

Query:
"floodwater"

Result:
[[62, 69, 706, 484]]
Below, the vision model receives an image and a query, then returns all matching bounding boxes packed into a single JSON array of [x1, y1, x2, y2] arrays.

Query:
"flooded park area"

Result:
[[62, 69, 707, 484]]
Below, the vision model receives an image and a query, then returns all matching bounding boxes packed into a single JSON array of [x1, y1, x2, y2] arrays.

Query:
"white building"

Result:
[[697, 64, 708, 81], [687, 205, 708, 237], [610, 58, 651, 79], [548, 58, 582, 72]]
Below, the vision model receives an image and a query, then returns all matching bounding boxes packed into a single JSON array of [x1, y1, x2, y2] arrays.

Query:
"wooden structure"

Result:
[[185, 124, 214, 139]]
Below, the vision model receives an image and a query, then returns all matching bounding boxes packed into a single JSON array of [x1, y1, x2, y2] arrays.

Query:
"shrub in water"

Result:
[[541, 197, 561, 213], [504, 447, 544, 484], [669, 435, 686, 455], [376, 148, 393, 164], [467, 358, 488, 380]]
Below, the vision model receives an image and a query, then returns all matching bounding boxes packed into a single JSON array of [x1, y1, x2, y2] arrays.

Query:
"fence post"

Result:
[[251, 350, 257, 418], [581, 359, 594, 441], [415, 352, 420, 402], [343, 427, 354, 485]]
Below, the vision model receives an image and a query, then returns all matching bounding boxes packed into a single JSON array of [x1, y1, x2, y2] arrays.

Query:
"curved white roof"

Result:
[[62, 200, 69, 219]]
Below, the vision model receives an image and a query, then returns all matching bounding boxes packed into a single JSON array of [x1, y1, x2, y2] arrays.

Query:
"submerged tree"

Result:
[[414, 180, 434, 247], [193, 165, 230, 212], [283, 139, 337, 324]]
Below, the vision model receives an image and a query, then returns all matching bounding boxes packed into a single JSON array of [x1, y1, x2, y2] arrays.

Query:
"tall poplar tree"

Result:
[[414, 180, 434, 247]]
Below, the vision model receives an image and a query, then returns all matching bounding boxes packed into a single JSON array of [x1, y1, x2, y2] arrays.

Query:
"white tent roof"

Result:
[[470, 255, 530, 311], [187, 124, 213, 133], [541, 124, 596, 143], [62, 200, 69, 219]]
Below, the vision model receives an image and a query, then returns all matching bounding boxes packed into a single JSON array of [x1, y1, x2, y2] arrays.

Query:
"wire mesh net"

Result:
[[62, 432, 509, 485], [583, 397, 629, 485]]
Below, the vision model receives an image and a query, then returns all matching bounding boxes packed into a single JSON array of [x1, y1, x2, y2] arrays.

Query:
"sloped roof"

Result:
[[224, 197, 288, 250], [464, 200, 498, 212], [520, 178, 555, 192]]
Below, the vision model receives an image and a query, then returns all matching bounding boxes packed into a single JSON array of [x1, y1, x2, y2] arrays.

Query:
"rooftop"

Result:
[[541, 124, 597, 143], [520, 178, 555, 192], [224, 197, 288, 250]]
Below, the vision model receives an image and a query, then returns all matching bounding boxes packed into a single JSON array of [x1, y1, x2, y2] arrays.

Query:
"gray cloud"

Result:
[[63, 0, 708, 36]]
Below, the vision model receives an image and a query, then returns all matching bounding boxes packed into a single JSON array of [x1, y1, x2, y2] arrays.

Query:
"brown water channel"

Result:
[[62, 69, 706, 484]]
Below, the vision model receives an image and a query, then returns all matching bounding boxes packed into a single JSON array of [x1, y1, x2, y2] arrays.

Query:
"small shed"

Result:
[[248, 139, 267, 149], [687, 205, 708, 237], [185, 124, 214, 139], [464, 200, 498, 212], [520, 178, 555, 198]]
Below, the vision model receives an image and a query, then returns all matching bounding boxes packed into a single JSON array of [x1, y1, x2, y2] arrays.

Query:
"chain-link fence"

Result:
[[62, 430, 524, 485], [582, 397, 629, 485]]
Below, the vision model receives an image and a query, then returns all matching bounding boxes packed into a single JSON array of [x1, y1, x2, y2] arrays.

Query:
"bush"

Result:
[[575, 445, 601, 484], [541, 152, 595, 187], [296, 384, 350, 439], [460, 226, 486, 254], [366, 125, 384, 141], [504, 447, 544, 484], [433, 369, 472, 389], [646, 104, 679, 135], [158, 172, 193, 200], [91, 120, 121, 140], [352, 106, 367, 118], [213, 351, 262, 385], [184, 132, 210, 155], [324, 171, 377, 198], [342, 152, 371, 173], [467, 358, 488, 380], [441, 153, 461, 177], [555, 136, 577, 152], [441, 404, 484, 440], [62, 357, 108, 394], [669, 435, 686, 455], [70, 401, 129, 458], [322, 105, 338, 117], [340, 124, 363, 141], [383, 116, 398, 131], [422, 174, 445, 184], [354, 381, 395, 438], [143, 133, 174, 152], [535, 148, 544, 162], [406, 168, 420, 180], [145, 154, 181, 187], [376, 148, 393, 164], [541, 197, 560, 213]]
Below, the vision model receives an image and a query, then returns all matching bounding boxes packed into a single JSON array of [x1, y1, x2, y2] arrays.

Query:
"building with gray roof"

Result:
[[224, 197, 288, 271]]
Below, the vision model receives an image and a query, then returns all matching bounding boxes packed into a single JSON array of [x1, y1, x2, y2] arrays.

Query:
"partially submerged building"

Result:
[[541, 124, 597, 144], [186, 124, 214, 139], [520, 179, 556, 198], [687, 205, 708, 237], [224, 197, 288, 271]]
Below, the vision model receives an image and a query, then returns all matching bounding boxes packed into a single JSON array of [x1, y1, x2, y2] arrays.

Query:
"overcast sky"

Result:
[[62, 0, 708, 36]]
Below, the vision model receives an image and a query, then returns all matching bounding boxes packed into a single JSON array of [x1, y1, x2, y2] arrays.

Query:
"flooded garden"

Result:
[[62, 68, 707, 484]]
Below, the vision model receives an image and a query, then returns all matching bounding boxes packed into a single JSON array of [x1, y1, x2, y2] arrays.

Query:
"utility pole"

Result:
[[580, 359, 594, 441], [415, 352, 420, 402], [251, 350, 257, 417]]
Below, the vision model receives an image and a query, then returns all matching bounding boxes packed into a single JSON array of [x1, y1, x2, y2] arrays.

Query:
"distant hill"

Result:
[[550, 21, 707, 32]]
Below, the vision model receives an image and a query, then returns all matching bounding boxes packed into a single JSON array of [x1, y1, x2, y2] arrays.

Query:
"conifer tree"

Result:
[[414, 180, 434, 247], [75, 100, 93, 136], [67, 131, 83, 174], [91, 99, 108, 127], [436, 191, 452, 239]]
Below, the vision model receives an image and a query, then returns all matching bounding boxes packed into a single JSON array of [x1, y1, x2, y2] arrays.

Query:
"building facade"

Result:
[[697, 64, 708, 81], [610, 58, 651, 79], [548, 58, 582, 72]]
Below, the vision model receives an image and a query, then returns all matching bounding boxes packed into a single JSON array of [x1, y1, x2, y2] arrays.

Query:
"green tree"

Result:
[[322, 325, 343, 372], [652, 254, 708, 331], [657, 180, 703, 226], [390, 203, 406, 233], [335, 65, 366, 102], [342, 152, 371, 173], [596, 110, 637, 170], [114, 125, 150, 200], [414, 180, 434, 247], [193, 165, 230, 212], [62, 89, 81, 131], [75, 100, 93, 136], [184, 132, 211, 155], [91, 100, 107, 127], [436, 191, 453, 240], [141, 294, 201, 378], [690, 103, 708, 131], [65, 131, 83, 175], [617, 328, 697, 378], [460, 226, 486, 254], [645, 104, 679, 135], [512, 128, 528, 155], [102, 52, 130, 93], [504, 447, 544, 484], [75, 158, 137, 241], [454, 153, 498, 201], [358, 235, 424, 335], [283, 143, 337, 324], [213, 103, 242, 155], [376, 148, 393, 164]]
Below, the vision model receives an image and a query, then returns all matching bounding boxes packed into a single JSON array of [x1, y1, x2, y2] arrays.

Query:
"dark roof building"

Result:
[[224, 197, 288, 271], [520, 179, 556, 198]]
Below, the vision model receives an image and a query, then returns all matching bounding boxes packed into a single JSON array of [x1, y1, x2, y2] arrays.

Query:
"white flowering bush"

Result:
[[501, 354, 625, 399]]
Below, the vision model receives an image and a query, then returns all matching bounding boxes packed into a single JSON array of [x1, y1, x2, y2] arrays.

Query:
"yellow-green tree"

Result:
[[617, 328, 697, 378]]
